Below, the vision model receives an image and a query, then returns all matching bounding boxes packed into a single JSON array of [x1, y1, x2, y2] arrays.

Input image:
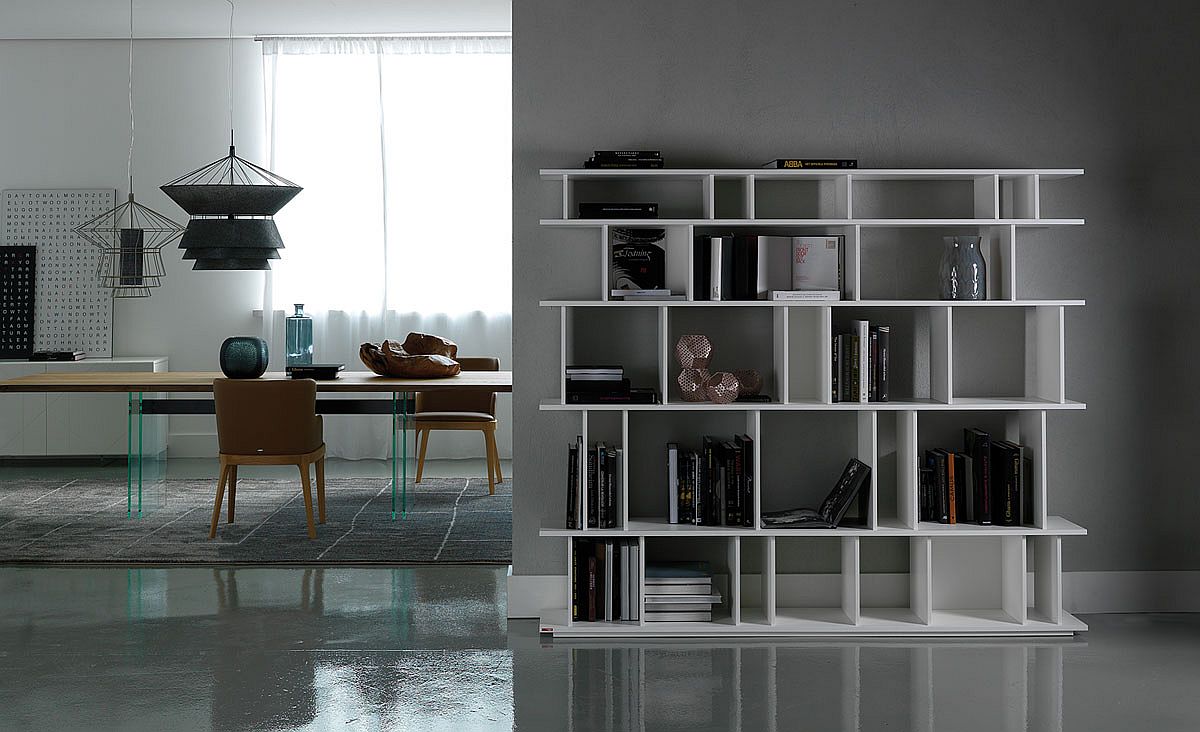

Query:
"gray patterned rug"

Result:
[[0, 477, 511, 564]]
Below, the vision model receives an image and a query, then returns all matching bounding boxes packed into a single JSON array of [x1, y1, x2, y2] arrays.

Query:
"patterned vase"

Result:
[[939, 236, 987, 300], [220, 336, 269, 379]]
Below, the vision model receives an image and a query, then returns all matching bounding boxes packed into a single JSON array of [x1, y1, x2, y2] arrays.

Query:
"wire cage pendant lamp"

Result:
[[73, 0, 184, 298], [160, 0, 301, 271]]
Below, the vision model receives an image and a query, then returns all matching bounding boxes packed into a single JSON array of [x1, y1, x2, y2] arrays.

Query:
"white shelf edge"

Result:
[[539, 299, 1086, 308], [539, 168, 1085, 180], [539, 515, 1085, 538], [539, 398, 1086, 412], [537, 608, 1087, 637], [539, 218, 1084, 228]]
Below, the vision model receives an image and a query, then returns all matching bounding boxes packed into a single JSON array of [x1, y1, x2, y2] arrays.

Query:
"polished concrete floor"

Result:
[[1, 566, 1198, 731]]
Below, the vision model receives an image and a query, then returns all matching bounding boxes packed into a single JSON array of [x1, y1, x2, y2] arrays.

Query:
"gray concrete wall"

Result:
[[513, 0, 1200, 576]]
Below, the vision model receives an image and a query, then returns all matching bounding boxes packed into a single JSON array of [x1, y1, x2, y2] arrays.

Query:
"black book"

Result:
[[736, 434, 754, 527], [593, 150, 662, 160], [579, 202, 659, 219], [992, 440, 1023, 526], [566, 377, 631, 393], [963, 428, 992, 524], [610, 229, 666, 291], [584, 159, 665, 169], [760, 458, 871, 528], [831, 333, 840, 402], [586, 448, 598, 528], [566, 441, 579, 530], [597, 443, 608, 529], [699, 437, 717, 525], [918, 466, 935, 522], [872, 325, 889, 402], [732, 235, 758, 301], [694, 237, 712, 301], [955, 452, 975, 523], [868, 328, 879, 402], [606, 444, 618, 528], [722, 441, 739, 525], [837, 334, 853, 402], [927, 449, 950, 524], [762, 158, 857, 169]]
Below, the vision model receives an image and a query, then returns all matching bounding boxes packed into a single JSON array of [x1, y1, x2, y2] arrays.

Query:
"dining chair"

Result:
[[211, 378, 326, 539], [413, 356, 503, 494]]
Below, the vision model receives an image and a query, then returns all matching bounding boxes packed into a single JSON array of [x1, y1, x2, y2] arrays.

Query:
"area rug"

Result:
[[0, 477, 511, 564]]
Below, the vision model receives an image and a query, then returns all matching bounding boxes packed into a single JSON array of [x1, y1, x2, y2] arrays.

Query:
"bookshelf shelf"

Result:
[[538, 167, 1086, 638]]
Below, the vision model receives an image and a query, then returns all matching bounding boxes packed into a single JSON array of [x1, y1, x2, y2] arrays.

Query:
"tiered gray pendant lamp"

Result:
[[74, 0, 185, 298], [160, 0, 301, 270]]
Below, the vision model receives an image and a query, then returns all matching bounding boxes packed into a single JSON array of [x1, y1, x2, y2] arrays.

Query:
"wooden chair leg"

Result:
[[316, 458, 326, 524], [299, 460, 317, 539], [487, 428, 503, 484], [415, 427, 429, 484], [483, 428, 496, 495], [210, 464, 229, 539], [227, 465, 238, 523]]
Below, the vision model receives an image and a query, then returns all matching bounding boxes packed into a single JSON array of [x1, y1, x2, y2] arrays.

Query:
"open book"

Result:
[[760, 458, 871, 528]]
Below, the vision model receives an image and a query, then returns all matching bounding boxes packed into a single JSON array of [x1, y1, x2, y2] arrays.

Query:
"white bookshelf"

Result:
[[537, 167, 1086, 637]]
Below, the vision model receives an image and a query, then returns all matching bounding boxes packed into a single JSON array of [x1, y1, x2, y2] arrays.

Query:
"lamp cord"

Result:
[[127, 0, 135, 215], [226, 0, 235, 161]]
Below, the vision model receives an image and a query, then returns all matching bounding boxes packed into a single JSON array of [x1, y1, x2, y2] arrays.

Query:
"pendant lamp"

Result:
[[74, 0, 184, 298], [160, 0, 301, 271]]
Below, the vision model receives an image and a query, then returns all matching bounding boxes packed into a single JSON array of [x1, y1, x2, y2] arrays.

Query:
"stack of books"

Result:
[[644, 562, 721, 622], [920, 428, 1032, 526], [832, 320, 889, 403], [565, 365, 657, 405], [573, 538, 640, 622], [666, 435, 753, 527], [695, 235, 843, 301], [583, 150, 663, 169], [565, 436, 621, 530]]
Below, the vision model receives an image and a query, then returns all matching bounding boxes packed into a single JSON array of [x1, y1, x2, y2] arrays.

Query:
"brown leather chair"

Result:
[[211, 378, 326, 539], [414, 356, 503, 494]]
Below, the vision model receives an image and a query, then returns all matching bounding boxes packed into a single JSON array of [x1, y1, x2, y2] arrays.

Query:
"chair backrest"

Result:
[[214, 378, 323, 455], [415, 356, 499, 416]]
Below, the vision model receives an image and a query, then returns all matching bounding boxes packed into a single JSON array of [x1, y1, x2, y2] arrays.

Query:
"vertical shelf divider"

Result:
[[1026, 305, 1065, 403], [1001, 535, 1028, 624], [1018, 409, 1049, 528], [929, 305, 953, 404], [599, 225, 611, 300], [974, 173, 1000, 218], [819, 305, 833, 404], [857, 410, 878, 528], [911, 536, 933, 625], [658, 307, 670, 401], [685, 224, 696, 300], [747, 410, 762, 529], [897, 410, 919, 529], [728, 537, 741, 625], [762, 536, 776, 625], [560, 306, 570, 404], [743, 174, 755, 219], [637, 536, 647, 626], [702, 175, 715, 219], [841, 536, 861, 624], [1033, 535, 1063, 624], [836, 173, 853, 219], [620, 409, 630, 528], [773, 306, 789, 404], [844, 224, 862, 300], [561, 174, 572, 219], [579, 410, 589, 533], [565, 538, 575, 627]]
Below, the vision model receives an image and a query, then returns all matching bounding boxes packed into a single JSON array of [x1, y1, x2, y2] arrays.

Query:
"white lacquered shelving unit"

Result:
[[536, 167, 1086, 637]]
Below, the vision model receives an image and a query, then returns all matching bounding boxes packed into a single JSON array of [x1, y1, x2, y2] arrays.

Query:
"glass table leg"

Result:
[[126, 393, 133, 518], [401, 391, 410, 517], [137, 391, 144, 518], [391, 392, 398, 520]]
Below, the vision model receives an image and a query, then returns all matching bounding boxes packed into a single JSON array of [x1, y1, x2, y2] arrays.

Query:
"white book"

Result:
[[565, 373, 624, 381], [768, 289, 841, 301], [851, 319, 869, 403], [612, 289, 672, 298], [792, 236, 843, 291], [644, 583, 712, 595], [604, 541, 614, 622], [667, 443, 679, 524], [710, 236, 724, 300], [632, 542, 640, 621], [644, 610, 712, 622], [644, 593, 722, 604]]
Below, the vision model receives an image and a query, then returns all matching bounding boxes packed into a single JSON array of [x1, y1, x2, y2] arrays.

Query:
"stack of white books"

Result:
[[643, 561, 721, 622]]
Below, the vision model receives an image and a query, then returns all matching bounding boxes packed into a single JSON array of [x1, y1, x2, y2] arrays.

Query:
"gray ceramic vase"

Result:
[[939, 235, 987, 300]]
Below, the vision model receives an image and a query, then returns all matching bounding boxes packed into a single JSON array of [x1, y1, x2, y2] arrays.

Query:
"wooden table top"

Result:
[[0, 370, 513, 394]]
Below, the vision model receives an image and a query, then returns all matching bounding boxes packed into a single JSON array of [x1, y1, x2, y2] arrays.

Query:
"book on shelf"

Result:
[[955, 452, 975, 523], [565, 439, 620, 529], [566, 436, 582, 529], [644, 610, 713, 622], [585, 151, 664, 169], [579, 202, 658, 219], [592, 150, 662, 160], [566, 388, 658, 405], [643, 594, 722, 605], [760, 458, 871, 528], [833, 321, 888, 403], [644, 561, 719, 622], [762, 158, 857, 169], [566, 377, 630, 391], [566, 364, 623, 378], [791, 236, 843, 292], [610, 229, 666, 293], [992, 439, 1026, 526], [667, 443, 680, 524], [963, 428, 992, 525], [584, 159, 665, 169], [850, 320, 869, 403], [768, 289, 841, 301], [574, 538, 640, 622], [667, 434, 753, 527], [611, 289, 682, 301], [921, 429, 1029, 527]]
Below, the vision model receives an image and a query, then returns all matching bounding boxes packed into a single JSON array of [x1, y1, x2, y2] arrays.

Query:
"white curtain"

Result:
[[262, 36, 512, 460]]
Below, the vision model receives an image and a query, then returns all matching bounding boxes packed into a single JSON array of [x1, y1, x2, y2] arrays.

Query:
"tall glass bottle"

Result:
[[285, 303, 313, 366]]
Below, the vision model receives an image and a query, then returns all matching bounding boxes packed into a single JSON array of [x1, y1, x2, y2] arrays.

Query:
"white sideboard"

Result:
[[0, 357, 168, 457]]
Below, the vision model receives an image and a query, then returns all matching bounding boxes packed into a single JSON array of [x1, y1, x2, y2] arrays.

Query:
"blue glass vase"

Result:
[[939, 236, 987, 300], [285, 303, 313, 366]]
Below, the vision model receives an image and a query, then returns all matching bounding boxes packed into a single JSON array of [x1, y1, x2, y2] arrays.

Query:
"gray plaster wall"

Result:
[[513, 0, 1200, 577]]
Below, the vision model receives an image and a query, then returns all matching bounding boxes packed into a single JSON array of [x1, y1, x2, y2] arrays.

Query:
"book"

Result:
[[737, 434, 754, 528], [586, 448, 598, 528], [592, 150, 662, 160], [873, 325, 889, 402], [946, 449, 957, 524], [566, 364, 623, 376], [566, 388, 658, 405], [992, 440, 1024, 526], [621, 293, 687, 301], [610, 289, 672, 299], [955, 452, 975, 523], [667, 443, 679, 524], [831, 333, 839, 402], [759, 458, 871, 528], [587, 554, 597, 621], [610, 229, 666, 292], [571, 540, 579, 621], [609, 445, 620, 529], [963, 428, 992, 525], [918, 466, 935, 522], [30, 350, 85, 361], [642, 582, 712, 595], [850, 320, 869, 403], [579, 202, 658, 218], [762, 158, 857, 169], [868, 327, 879, 402], [927, 449, 950, 523], [722, 441, 739, 525], [644, 610, 712, 622], [604, 541, 615, 622], [645, 561, 712, 580], [709, 236, 735, 301], [791, 236, 843, 292], [836, 333, 853, 402], [643, 594, 722, 604], [566, 377, 630, 391], [768, 289, 841, 301], [566, 440, 580, 529]]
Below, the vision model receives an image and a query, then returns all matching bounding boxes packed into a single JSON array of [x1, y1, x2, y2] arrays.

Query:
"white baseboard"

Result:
[[506, 570, 1200, 619]]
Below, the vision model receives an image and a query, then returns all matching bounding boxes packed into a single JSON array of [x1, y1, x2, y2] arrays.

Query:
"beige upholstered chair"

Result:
[[414, 356, 503, 494], [211, 378, 326, 539]]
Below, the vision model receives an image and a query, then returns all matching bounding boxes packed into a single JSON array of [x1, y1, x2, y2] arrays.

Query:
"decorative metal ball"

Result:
[[705, 371, 741, 404], [677, 368, 711, 402], [675, 334, 713, 370], [219, 336, 269, 379], [732, 369, 763, 396]]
